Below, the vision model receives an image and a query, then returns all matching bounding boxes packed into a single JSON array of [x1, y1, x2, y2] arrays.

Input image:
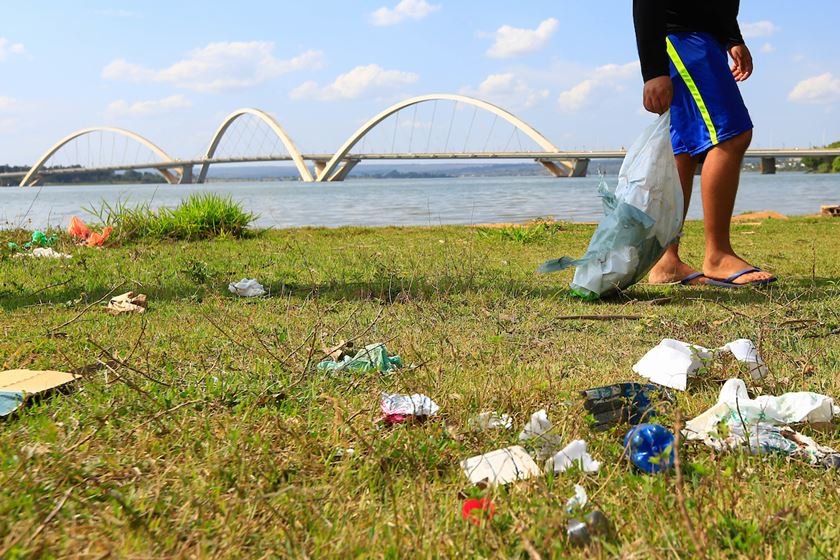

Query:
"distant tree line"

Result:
[[0, 164, 166, 185], [801, 141, 840, 173]]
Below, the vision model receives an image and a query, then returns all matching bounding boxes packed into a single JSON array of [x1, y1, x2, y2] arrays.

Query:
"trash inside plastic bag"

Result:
[[380, 392, 439, 424], [318, 343, 402, 373], [228, 278, 266, 297], [633, 338, 767, 390], [539, 111, 683, 299]]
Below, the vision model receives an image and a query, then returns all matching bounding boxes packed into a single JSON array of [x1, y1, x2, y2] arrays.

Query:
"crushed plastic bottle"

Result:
[[624, 423, 674, 474]]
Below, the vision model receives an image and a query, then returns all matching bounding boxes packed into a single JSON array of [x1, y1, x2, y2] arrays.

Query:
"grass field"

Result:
[[1, 216, 839, 559]]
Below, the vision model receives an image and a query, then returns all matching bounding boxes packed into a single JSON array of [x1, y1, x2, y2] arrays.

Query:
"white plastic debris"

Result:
[[684, 378, 838, 443], [518, 409, 563, 459], [565, 484, 588, 514], [228, 278, 266, 297], [380, 393, 439, 424], [632, 338, 767, 390], [548, 440, 601, 474], [460, 445, 542, 485], [14, 247, 71, 259], [468, 411, 513, 431]]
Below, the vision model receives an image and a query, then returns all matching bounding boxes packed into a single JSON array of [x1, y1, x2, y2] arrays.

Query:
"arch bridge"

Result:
[[5, 94, 839, 186]]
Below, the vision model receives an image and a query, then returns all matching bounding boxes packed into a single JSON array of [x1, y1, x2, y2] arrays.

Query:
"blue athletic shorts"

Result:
[[667, 32, 753, 157]]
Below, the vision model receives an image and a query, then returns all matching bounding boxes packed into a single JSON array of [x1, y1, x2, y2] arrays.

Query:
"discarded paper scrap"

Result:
[[549, 440, 601, 474], [228, 278, 266, 297], [0, 369, 80, 417], [461, 445, 542, 485], [106, 291, 148, 315], [633, 338, 767, 390]]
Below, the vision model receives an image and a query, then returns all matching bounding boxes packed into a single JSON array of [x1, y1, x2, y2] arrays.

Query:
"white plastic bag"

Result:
[[540, 111, 683, 299]]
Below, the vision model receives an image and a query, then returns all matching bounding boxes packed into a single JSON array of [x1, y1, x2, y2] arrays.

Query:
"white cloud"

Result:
[[0, 96, 16, 111], [460, 73, 549, 110], [370, 0, 440, 26], [102, 42, 323, 92], [486, 18, 558, 59], [741, 21, 780, 38], [0, 38, 25, 61], [557, 61, 639, 112], [289, 64, 419, 101], [789, 73, 840, 105], [106, 94, 192, 117], [760, 43, 775, 54]]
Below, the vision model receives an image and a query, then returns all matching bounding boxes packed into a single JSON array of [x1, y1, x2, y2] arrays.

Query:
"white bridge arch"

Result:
[[197, 107, 313, 183], [20, 127, 181, 187], [316, 93, 560, 181]]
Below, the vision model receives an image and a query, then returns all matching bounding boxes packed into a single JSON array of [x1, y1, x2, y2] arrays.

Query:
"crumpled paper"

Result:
[[468, 412, 513, 431], [684, 378, 839, 463], [14, 247, 72, 259], [518, 409, 563, 460], [633, 338, 767, 390], [380, 392, 439, 424], [565, 484, 588, 514], [548, 440, 601, 474], [318, 343, 401, 373], [228, 278, 266, 297], [106, 291, 148, 315]]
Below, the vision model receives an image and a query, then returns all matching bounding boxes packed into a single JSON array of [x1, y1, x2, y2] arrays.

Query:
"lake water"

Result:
[[1, 173, 838, 230]]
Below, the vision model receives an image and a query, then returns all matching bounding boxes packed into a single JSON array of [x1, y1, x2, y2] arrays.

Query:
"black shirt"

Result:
[[633, 0, 745, 82]]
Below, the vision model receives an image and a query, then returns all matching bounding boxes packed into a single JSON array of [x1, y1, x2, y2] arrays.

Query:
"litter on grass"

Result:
[[468, 412, 513, 431], [624, 423, 675, 474], [318, 343, 402, 373], [461, 498, 495, 526], [0, 369, 80, 417], [106, 291, 148, 315], [683, 378, 839, 464], [633, 338, 767, 390], [228, 278, 266, 297], [581, 382, 673, 431], [13, 247, 71, 259], [549, 440, 601, 474], [8, 231, 59, 252], [380, 392, 439, 424], [518, 409, 563, 460], [68, 216, 112, 247], [460, 445, 542, 485], [565, 484, 588, 513]]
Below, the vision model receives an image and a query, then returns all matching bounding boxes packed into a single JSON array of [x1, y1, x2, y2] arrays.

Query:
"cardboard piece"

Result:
[[0, 369, 80, 417], [460, 445, 541, 485]]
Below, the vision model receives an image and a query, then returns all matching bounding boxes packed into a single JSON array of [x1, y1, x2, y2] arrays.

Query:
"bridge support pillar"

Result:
[[179, 165, 193, 184], [537, 158, 589, 178], [313, 159, 328, 181], [760, 157, 776, 175], [328, 159, 360, 181]]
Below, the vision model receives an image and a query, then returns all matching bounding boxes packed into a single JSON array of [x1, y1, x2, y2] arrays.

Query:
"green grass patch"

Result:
[[85, 193, 257, 242], [1, 217, 839, 558]]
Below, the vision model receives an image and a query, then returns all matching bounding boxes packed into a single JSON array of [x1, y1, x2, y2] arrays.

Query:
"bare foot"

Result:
[[703, 253, 775, 284], [648, 257, 706, 285]]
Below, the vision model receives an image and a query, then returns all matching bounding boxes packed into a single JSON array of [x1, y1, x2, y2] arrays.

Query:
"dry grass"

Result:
[[1, 217, 839, 558]]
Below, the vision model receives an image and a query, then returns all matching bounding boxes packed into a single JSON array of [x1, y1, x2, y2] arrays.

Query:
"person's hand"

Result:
[[729, 44, 753, 81], [642, 76, 673, 114]]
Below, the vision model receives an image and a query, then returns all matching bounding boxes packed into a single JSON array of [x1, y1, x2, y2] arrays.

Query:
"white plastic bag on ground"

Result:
[[540, 111, 683, 299], [228, 278, 266, 297]]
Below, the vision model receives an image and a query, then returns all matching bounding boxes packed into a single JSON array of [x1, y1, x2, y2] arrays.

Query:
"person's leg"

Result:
[[647, 152, 703, 284], [700, 129, 773, 283]]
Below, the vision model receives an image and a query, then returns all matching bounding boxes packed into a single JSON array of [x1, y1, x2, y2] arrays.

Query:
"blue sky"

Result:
[[1, 0, 839, 165]]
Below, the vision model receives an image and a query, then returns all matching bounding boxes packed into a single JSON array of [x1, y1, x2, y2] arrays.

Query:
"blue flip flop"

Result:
[[679, 271, 706, 286], [705, 267, 777, 288]]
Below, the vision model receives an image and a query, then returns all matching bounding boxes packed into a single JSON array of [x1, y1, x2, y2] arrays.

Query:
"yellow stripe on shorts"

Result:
[[666, 37, 719, 145]]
